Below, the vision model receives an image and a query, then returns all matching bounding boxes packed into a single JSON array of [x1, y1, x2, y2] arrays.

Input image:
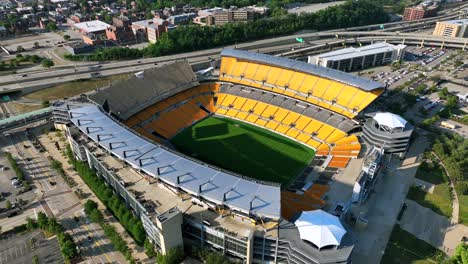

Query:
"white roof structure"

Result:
[[68, 104, 281, 220], [442, 19, 468, 26], [294, 210, 346, 249], [373, 112, 407, 129], [72, 20, 111, 33], [312, 42, 405, 62]]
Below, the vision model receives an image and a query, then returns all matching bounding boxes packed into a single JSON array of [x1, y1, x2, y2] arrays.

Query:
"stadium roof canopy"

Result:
[[221, 49, 383, 92], [373, 112, 407, 129], [69, 104, 281, 220]]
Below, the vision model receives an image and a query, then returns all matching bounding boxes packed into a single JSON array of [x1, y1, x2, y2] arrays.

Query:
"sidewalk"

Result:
[[38, 131, 150, 263]]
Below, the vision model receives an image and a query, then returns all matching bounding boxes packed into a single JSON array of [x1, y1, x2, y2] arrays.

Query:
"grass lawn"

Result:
[[409, 161, 453, 218], [171, 116, 315, 185], [9, 102, 43, 114], [381, 225, 446, 264], [24, 73, 130, 101], [457, 189, 468, 225]]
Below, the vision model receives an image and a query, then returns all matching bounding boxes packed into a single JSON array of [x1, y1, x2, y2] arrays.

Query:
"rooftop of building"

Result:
[[132, 18, 166, 28], [441, 18, 468, 26], [221, 49, 383, 92], [72, 20, 111, 33], [313, 42, 405, 62]]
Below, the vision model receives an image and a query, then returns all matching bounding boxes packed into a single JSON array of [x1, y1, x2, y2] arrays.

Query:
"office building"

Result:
[[433, 19, 468, 38], [308, 42, 407, 72], [403, 5, 437, 21]]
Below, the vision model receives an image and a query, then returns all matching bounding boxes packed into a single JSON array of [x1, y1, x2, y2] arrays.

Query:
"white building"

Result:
[[308, 42, 407, 72]]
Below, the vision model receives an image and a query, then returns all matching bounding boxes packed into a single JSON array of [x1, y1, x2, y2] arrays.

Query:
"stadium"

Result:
[[54, 49, 385, 264]]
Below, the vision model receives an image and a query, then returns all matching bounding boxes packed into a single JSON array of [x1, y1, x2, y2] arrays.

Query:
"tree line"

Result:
[[65, 0, 389, 61], [84, 200, 136, 263], [66, 145, 146, 246]]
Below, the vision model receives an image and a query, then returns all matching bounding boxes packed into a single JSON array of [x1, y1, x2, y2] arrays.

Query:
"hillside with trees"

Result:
[[65, 0, 389, 61]]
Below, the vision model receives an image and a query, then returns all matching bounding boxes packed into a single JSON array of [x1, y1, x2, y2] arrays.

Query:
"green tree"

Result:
[[46, 22, 58, 32], [26, 217, 37, 230], [47, 217, 64, 234], [58, 232, 78, 260], [63, 35, 71, 41], [37, 212, 48, 229], [41, 59, 54, 68], [5, 200, 12, 210], [446, 96, 458, 109], [32, 255, 39, 264], [33, 42, 40, 49], [84, 200, 98, 215], [156, 247, 185, 264], [439, 87, 449, 99], [89, 209, 104, 224], [447, 243, 468, 264], [16, 46, 25, 52], [30, 55, 41, 63], [144, 238, 156, 258], [42, 100, 50, 108]]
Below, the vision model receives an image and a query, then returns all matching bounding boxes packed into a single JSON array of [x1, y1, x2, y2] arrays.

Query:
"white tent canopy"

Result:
[[294, 210, 346, 249], [373, 112, 407, 129]]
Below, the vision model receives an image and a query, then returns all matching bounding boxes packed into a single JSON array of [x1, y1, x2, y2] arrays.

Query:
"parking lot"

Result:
[[360, 47, 457, 90], [0, 230, 63, 264], [0, 147, 35, 218]]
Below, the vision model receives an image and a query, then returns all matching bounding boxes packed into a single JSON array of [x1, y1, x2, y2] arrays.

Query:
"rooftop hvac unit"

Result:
[[135, 71, 144, 78]]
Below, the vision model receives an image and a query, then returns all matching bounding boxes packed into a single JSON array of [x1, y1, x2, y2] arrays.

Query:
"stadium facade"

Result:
[[53, 49, 386, 263]]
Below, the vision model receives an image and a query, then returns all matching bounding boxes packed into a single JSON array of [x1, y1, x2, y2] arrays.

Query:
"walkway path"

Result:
[[431, 151, 459, 224], [39, 131, 150, 263]]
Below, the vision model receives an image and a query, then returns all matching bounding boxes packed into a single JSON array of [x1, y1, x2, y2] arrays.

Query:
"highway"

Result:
[[0, 3, 467, 94]]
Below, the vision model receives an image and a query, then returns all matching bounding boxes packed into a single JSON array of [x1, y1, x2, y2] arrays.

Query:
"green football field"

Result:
[[171, 116, 315, 185]]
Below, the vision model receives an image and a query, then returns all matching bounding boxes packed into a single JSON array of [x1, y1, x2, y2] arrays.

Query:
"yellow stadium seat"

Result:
[[303, 120, 322, 134], [226, 109, 239, 118], [325, 130, 346, 144], [255, 118, 268, 126], [276, 69, 293, 87], [286, 129, 300, 139], [216, 108, 228, 115], [273, 108, 289, 122], [266, 67, 282, 85], [236, 111, 249, 120], [295, 116, 312, 130], [288, 72, 307, 91], [232, 61, 249, 77], [296, 133, 311, 144], [311, 78, 331, 98], [321, 82, 345, 102], [245, 114, 257, 123], [275, 124, 290, 134], [265, 120, 279, 130], [297, 75, 319, 94], [252, 102, 268, 115], [307, 139, 322, 149], [316, 126, 335, 141], [253, 65, 271, 83], [244, 63, 259, 79], [262, 105, 278, 118], [282, 112, 300, 126], [241, 99, 257, 111], [220, 57, 236, 76]]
